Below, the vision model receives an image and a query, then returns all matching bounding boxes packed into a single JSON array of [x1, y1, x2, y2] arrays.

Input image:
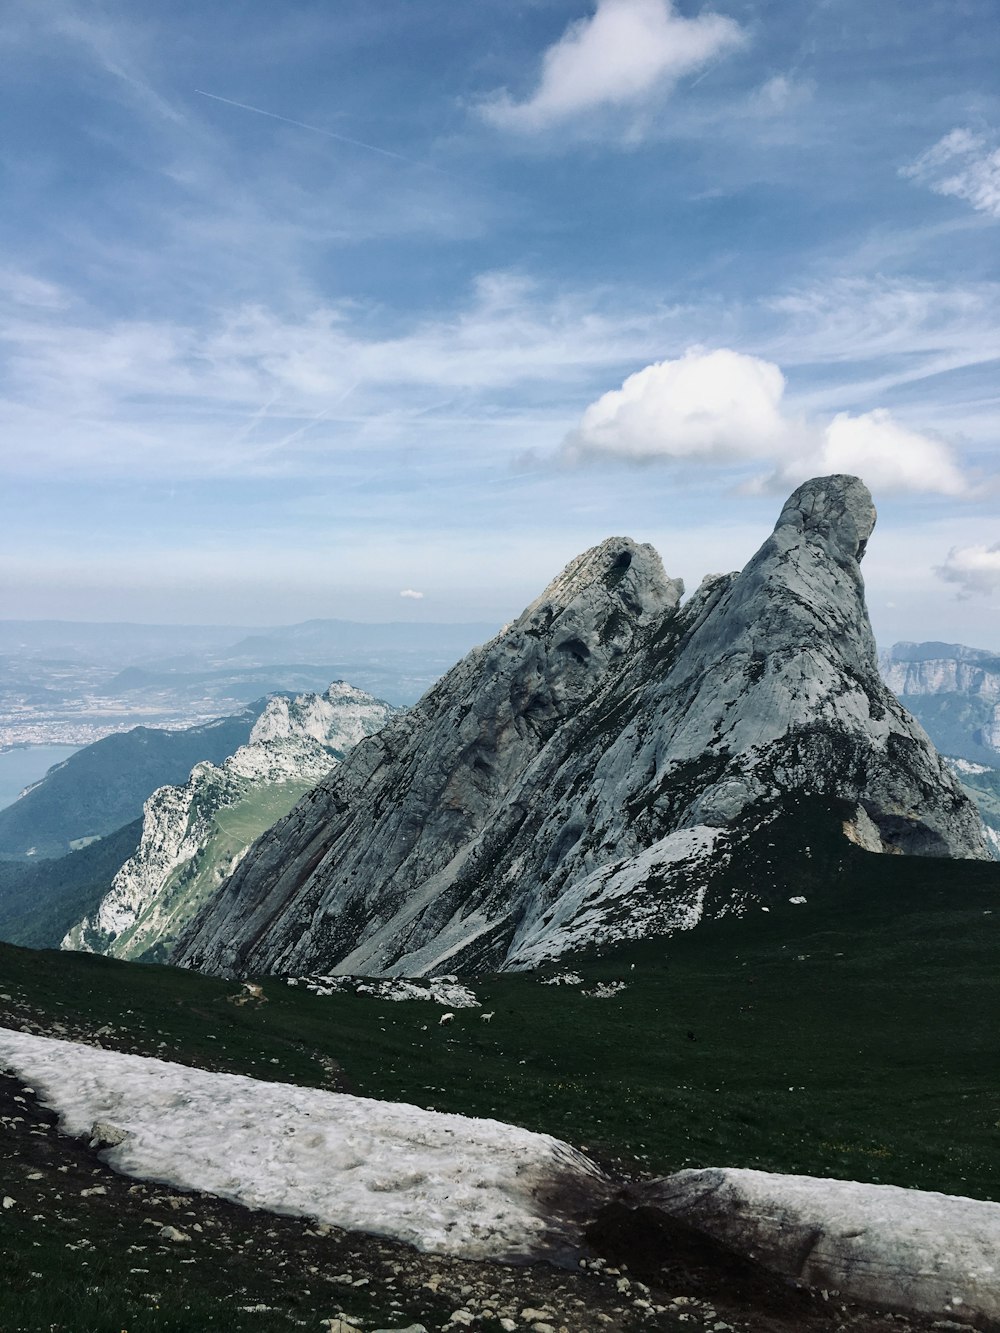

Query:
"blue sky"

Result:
[[1, 0, 999, 645]]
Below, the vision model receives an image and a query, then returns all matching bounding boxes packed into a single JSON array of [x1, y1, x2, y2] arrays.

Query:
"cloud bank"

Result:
[[935, 544, 1000, 598], [480, 0, 745, 132], [903, 128, 1000, 220], [562, 347, 969, 496]]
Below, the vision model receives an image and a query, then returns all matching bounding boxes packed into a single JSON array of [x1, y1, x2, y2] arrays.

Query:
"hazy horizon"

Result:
[[2, 1, 998, 646]]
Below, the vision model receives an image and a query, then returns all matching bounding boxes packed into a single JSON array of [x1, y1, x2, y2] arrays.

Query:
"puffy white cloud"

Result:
[[903, 128, 1000, 220], [817, 410, 967, 497], [563, 347, 970, 496], [935, 543, 1000, 598], [564, 347, 790, 462], [399, 588, 425, 599], [480, 0, 745, 133]]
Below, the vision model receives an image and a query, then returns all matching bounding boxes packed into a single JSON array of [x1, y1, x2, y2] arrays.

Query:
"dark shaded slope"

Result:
[[0, 708, 262, 858], [0, 818, 142, 947]]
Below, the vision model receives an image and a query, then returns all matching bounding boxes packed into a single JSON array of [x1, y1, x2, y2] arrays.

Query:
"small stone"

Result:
[[447, 1313, 474, 1328], [2, 1196, 14, 1210], [80, 1185, 107, 1197], [320, 1321, 363, 1333], [157, 1224, 190, 1242], [90, 1121, 129, 1149]]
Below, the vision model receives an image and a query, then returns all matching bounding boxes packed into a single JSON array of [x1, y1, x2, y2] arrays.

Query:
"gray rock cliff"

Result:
[[175, 476, 989, 978]]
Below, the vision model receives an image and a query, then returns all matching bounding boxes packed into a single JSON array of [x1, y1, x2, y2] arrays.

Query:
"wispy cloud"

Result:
[[902, 128, 1000, 220], [0, 271, 685, 478], [478, 0, 745, 134], [195, 90, 432, 169]]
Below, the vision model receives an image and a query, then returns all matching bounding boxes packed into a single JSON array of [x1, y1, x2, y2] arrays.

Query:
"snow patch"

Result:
[[540, 971, 583, 987], [287, 975, 480, 1008], [581, 982, 629, 999], [647, 1166, 1000, 1324], [0, 1027, 603, 1261], [508, 825, 722, 970]]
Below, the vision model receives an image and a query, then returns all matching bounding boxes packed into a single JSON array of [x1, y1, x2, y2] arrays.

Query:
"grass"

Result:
[[2, 815, 998, 1202], [117, 780, 317, 963]]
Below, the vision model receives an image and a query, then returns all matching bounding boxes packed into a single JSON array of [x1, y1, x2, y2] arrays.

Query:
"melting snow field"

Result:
[[650, 1167, 1000, 1323], [0, 1027, 603, 1260]]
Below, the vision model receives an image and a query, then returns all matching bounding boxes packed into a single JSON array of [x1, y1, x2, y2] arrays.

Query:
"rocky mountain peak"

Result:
[[175, 476, 989, 981], [774, 473, 877, 565], [522, 536, 681, 630]]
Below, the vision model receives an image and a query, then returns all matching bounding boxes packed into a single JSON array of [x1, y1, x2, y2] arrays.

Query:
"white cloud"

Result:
[[479, 0, 745, 133], [935, 543, 1000, 598], [563, 348, 791, 462], [399, 588, 424, 599], [817, 410, 967, 497], [563, 347, 970, 496], [903, 128, 1000, 220]]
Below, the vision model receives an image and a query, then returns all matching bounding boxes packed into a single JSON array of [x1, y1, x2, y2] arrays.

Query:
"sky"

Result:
[[1, 0, 998, 646]]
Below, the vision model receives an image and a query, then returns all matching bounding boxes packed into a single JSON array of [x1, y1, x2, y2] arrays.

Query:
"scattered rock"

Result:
[[90, 1119, 129, 1148], [158, 1224, 191, 1242]]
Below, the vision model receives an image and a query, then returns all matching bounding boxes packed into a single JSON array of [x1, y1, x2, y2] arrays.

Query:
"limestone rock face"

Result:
[[63, 684, 396, 962], [881, 640, 1000, 762], [175, 476, 989, 979]]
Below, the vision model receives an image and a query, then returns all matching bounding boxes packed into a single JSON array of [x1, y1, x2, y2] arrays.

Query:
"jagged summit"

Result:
[[775, 473, 876, 563], [175, 476, 989, 980], [521, 534, 681, 627]]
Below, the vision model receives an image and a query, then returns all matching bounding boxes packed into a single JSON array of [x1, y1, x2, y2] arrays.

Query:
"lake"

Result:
[[0, 746, 81, 811]]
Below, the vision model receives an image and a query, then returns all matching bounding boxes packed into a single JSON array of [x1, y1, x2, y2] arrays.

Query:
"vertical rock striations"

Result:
[[63, 684, 396, 961], [175, 476, 990, 979]]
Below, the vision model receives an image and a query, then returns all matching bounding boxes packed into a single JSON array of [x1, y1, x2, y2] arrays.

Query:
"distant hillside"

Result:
[[63, 684, 397, 963], [880, 641, 1000, 858], [0, 709, 263, 859], [0, 819, 142, 948], [881, 641, 1000, 764]]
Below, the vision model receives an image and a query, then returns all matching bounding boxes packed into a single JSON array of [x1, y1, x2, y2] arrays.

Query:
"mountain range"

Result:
[[175, 475, 989, 981], [0, 708, 263, 859], [61, 684, 396, 962]]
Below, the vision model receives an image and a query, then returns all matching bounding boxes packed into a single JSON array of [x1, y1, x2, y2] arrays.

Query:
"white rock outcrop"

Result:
[[62, 684, 395, 961], [174, 477, 990, 980]]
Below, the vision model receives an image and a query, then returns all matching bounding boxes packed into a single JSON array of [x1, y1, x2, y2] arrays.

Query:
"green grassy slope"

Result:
[[114, 780, 319, 963], [3, 827, 998, 1202]]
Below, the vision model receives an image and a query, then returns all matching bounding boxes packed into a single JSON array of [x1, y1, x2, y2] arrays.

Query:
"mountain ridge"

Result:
[[63, 684, 397, 962], [175, 476, 989, 980]]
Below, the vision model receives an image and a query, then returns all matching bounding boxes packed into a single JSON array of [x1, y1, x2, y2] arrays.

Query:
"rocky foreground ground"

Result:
[[0, 995, 986, 1333]]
